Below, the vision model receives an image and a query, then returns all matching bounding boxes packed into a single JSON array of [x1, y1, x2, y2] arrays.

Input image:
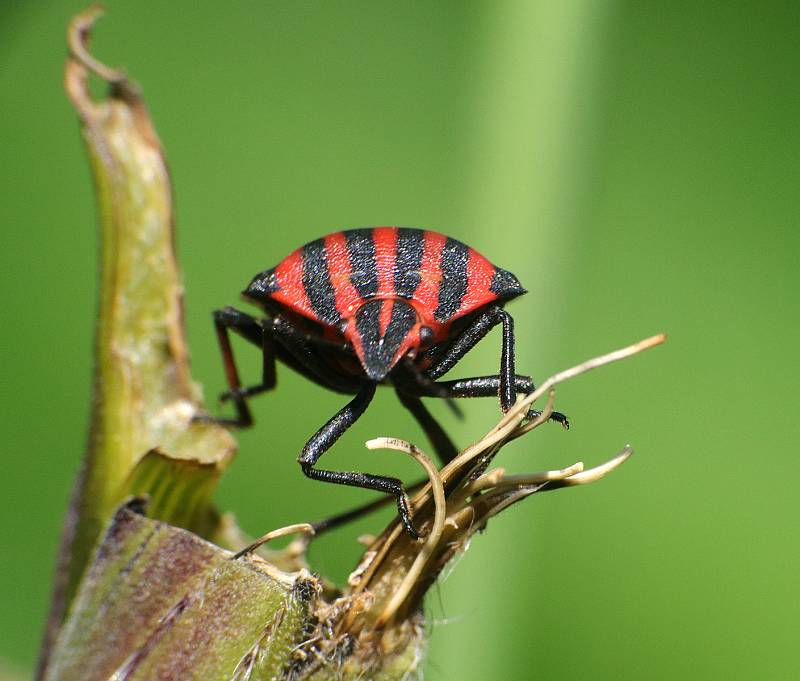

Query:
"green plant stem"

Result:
[[37, 7, 236, 676]]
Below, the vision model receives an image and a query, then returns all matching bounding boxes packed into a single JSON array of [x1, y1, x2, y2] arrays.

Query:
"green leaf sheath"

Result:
[[38, 8, 235, 676], [43, 502, 314, 681]]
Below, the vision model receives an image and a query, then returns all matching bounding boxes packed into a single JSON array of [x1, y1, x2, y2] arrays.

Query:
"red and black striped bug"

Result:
[[204, 227, 568, 538]]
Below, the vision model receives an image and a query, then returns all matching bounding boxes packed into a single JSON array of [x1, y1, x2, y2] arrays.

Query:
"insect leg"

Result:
[[432, 375, 569, 428], [201, 306, 362, 427], [395, 389, 459, 465], [216, 307, 277, 397], [425, 305, 516, 411], [297, 383, 421, 539], [497, 308, 516, 412], [395, 357, 464, 418], [308, 478, 428, 536], [196, 307, 277, 427], [270, 317, 361, 394], [424, 306, 503, 380]]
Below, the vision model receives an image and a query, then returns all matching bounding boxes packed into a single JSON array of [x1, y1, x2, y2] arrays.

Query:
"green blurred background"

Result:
[[2, 2, 798, 679]]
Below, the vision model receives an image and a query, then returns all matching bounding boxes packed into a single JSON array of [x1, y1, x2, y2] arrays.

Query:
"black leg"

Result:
[[498, 309, 516, 412], [395, 389, 459, 465], [270, 317, 360, 394], [213, 306, 359, 394], [424, 307, 502, 379], [395, 356, 463, 419], [200, 307, 277, 427], [219, 309, 277, 399], [199, 307, 360, 428], [425, 305, 516, 411], [433, 376, 569, 428], [309, 478, 429, 536], [422, 305, 569, 425], [297, 383, 421, 539], [438, 374, 533, 394]]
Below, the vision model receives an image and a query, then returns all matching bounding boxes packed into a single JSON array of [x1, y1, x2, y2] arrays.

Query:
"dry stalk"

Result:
[[338, 333, 665, 631]]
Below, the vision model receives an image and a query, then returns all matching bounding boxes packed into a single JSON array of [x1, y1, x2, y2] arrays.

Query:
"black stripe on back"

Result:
[[394, 228, 425, 299], [243, 267, 280, 299], [384, 299, 417, 354], [355, 298, 382, 349], [434, 237, 469, 321], [301, 239, 340, 325], [345, 229, 379, 299], [356, 298, 416, 380], [490, 266, 526, 300]]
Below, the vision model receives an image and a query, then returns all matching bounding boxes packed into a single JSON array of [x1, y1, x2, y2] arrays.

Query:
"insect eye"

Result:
[[419, 325, 434, 346]]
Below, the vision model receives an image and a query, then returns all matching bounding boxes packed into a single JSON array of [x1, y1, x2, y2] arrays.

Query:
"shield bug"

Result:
[[204, 227, 568, 537]]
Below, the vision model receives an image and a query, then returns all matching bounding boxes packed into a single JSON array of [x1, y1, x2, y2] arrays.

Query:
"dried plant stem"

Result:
[[341, 333, 664, 630], [233, 523, 315, 559], [365, 438, 446, 628]]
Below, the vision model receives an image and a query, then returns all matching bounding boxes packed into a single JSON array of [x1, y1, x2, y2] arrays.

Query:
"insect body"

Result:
[[208, 227, 568, 537]]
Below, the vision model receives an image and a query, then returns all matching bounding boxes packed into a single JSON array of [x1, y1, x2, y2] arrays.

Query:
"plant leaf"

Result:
[[44, 501, 316, 681]]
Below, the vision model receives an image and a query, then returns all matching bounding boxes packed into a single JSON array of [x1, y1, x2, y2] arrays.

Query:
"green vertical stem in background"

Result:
[[438, 2, 611, 679], [462, 0, 609, 274], [61, 9, 235, 595]]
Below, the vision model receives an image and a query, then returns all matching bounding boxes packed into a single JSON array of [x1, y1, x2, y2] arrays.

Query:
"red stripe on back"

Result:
[[415, 231, 446, 327], [373, 227, 398, 334], [273, 247, 317, 321], [325, 231, 362, 319], [458, 247, 499, 317]]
